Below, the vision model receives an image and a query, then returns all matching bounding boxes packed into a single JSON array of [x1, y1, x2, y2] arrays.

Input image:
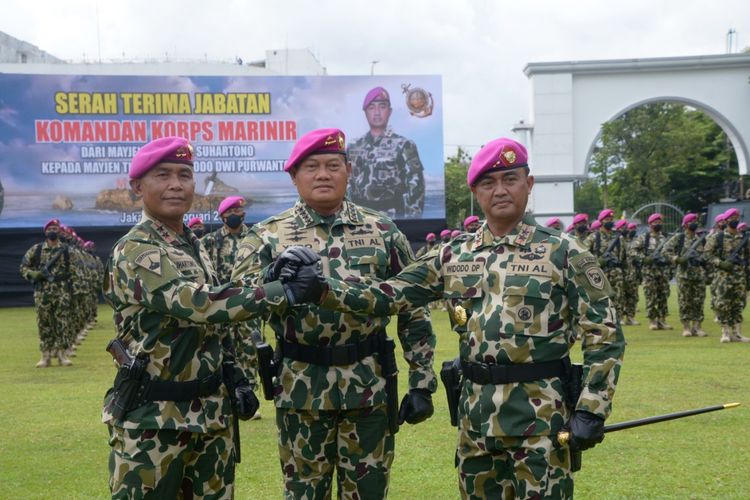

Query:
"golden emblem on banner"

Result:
[[402, 83, 434, 118]]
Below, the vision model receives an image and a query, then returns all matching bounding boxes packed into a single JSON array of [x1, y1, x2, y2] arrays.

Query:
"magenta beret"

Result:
[[723, 207, 740, 219], [738, 222, 748, 231], [217, 196, 245, 216], [187, 216, 204, 228], [451, 230, 461, 238], [591, 220, 602, 230], [440, 229, 452, 238], [463, 215, 480, 228], [573, 213, 589, 225], [544, 216, 561, 228], [565, 224, 575, 233], [682, 213, 698, 226], [426, 232, 436, 242], [467, 137, 528, 186], [44, 218, 60, 232], [647, 213, 662, 224], [627, 223, 637, 230], [129, 136, 193, 179], [714, 213, 726, 223], [597, 209, 615, 222], [362, 87, 390, 109], [284, 128, 346, 172], [614, 219, 628, 230]]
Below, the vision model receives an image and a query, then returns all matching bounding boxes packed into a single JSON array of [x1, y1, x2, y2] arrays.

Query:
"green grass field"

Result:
[[1, 289, 749, 499]]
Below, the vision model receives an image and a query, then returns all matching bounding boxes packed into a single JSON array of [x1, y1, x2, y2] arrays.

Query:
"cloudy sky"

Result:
[[2, 0, 749, 156]]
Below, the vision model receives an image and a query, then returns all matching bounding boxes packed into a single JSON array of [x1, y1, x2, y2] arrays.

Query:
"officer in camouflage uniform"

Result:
[[231, 128, 437, 499], [202, 196, 262, 407], [584, 209, 626, 321], [102, 136, 319, 499], [306, 137, 625, 499], [347, 87, 425, 218], [83, 240, 104, 329], [630, 213, 673, 330], [708, 213, 727, 322], [620, 222, 641, 326], [19, 219, 74, 367], [663, 213, 708, 337], [704, 208, 750, 343]]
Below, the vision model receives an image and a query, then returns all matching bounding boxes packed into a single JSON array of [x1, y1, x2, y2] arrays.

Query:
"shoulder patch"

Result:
[[134, 249, 162, 276], [584, 267, 606, 290]]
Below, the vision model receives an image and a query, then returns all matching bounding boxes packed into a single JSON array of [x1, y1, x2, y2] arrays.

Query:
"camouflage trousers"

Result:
[[604, 266, 624, 319], [456, 431, 573, 499], [642, 270, 670, 320], [71, 293, 87, 341], [711, 269, 746, 325], [277, 405, 394, 500], [33, 285, 71, 352], [621, 270, 639, 319], [676, 275, 706, 322], [108, 425, 235, 499]]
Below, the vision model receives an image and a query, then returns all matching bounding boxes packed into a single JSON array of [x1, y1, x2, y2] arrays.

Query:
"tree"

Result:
[[587, 102, 738, 215], [573, 179, 603, 220], [444, 147, 474, 228]]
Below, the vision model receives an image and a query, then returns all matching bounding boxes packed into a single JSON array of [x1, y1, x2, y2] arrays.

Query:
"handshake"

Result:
[[266, 247, 327, 306]]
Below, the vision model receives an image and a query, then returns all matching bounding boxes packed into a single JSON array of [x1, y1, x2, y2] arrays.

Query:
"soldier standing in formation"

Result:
[[304, 137, 624, 499], [20, 219, 74, 367], [347, 87, 426, 218], [545, 216, 563, 231], [663, 213, 709, 337], [463, 215, 481, 233], [202, 195, 262, 410], [571, 213, 590, 244], [585, 209, 626, 321], [186, 215, 206, 237], [620, 222, 641, 326], [231, 128, 436, 499], [415, 232, 437, 258], [631, 213, 673, 330], [704, 208, 750, 343], [101, 136, 321, 498]]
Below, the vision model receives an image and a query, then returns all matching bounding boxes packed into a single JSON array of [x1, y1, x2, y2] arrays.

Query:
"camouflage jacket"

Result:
[[704, 229, 750, 270], [231, 199, 437, 411], [101, 211, 287, 432], [415, 242, 437, 258], [201, 224, 250, 283], [663, 231, 706, 280], [347, 130, 425, 218], [322, 215, 625, 438], [630, 231, 670, 278], [20, 241, 74, 293], [584, 229, 626, 268]]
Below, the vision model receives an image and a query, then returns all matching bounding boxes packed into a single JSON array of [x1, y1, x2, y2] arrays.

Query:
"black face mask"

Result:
[[629, 230, 637, 238], [652, 224, 662, 232], [728, 220, 739, 229], [576, 225, 587, 234], [687, 223, 698, 231], [225, 214, 243, 229], [193, 229, 204, 238], [45, 231, 58, 241], [603, 221, 614, 230]]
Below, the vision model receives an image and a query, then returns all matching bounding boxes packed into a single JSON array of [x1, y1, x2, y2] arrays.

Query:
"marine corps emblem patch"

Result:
[[585, 267, 605, 290], [134, 249, 162, 276]]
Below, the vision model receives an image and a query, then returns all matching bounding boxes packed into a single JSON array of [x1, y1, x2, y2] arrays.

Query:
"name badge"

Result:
[[443, 260, 485, 276]]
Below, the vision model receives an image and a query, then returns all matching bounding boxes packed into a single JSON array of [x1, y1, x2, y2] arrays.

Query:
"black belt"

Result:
[[282, 331, 386, 367], [142, 370, 223, 401], [461, 358, 568, 385]]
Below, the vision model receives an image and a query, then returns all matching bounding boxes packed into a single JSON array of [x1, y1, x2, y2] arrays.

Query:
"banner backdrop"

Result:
[[0, 73, 444, 228]]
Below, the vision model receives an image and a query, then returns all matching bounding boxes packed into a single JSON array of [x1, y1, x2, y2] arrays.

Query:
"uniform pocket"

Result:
[[348, 253, 388, 279], [443, 273, 484, 300], [502, 277, 552, 336]]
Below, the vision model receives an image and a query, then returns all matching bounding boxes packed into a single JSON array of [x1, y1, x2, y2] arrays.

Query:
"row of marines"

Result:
[[542, 208, 750, 343], [20, 220, 104, 366]]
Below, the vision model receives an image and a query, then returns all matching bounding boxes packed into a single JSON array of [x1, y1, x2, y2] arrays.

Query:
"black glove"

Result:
[[282, 262, 326, 306], [266, 246, 320, 283], [568, 410, 605, 451], [398, 389, 434, 425], [235, 381, 260, 421]]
